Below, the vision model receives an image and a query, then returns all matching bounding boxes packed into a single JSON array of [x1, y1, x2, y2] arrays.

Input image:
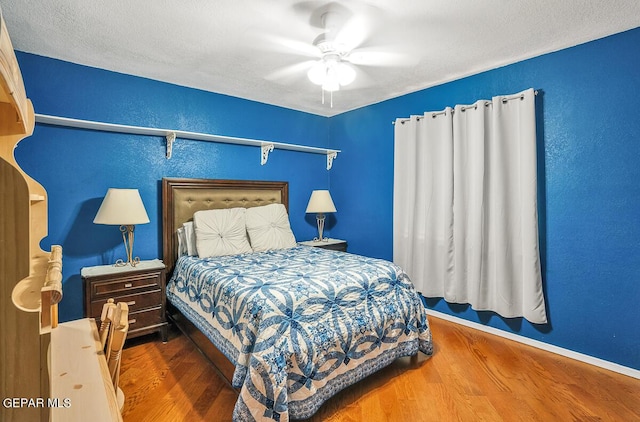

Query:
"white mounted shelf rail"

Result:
[[34, 113, 340, 169]]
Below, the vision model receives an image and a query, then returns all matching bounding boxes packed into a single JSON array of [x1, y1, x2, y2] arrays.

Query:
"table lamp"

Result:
[[94, 188, 150, 266], [305, 190, 337, 242]]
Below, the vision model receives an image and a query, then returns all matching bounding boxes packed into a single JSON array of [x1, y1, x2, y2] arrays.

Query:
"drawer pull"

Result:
[[124, 283, 133, 288], [126, 300, 136, 306], [129, 318, 137, 325]]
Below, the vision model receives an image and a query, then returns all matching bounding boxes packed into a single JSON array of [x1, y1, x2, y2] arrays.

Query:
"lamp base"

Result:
[[114, 225, 141, 267], [114, 257, 141, 267], [314, 213, 326, 242]]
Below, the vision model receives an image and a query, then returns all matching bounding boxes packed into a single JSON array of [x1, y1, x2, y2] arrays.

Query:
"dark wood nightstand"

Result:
[[299, 238, 348, 252], [82, 259, 168, 342]]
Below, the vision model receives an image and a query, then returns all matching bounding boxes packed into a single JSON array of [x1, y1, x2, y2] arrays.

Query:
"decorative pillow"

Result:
[[182, 221, 198, 256], [193, 208, 252, 257], [245, 203, 297, 252]]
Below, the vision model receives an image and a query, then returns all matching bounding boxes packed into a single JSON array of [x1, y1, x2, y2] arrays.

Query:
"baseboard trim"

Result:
[[425, 309, 640, 380]]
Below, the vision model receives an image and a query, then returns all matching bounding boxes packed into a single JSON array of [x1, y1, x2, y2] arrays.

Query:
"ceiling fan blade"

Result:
[[346, 66, 375, 89], [265, 60, 317, 83], [252, 33, 321, 59], [333, 14, 371, 51], [347, 48, 421, 67]]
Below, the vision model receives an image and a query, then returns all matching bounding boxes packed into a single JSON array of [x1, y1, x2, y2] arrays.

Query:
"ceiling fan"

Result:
[[307, 26, 356, 90], [264, 4, 417, 107], [305, 10, 359, 103]]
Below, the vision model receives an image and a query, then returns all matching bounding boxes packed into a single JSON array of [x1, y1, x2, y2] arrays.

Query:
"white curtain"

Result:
[[393, 88, 547, 324]]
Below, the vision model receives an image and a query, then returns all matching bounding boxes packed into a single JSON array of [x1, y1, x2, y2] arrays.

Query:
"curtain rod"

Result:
[[392, 90, 539, 125], [34, 113, 340, 169]]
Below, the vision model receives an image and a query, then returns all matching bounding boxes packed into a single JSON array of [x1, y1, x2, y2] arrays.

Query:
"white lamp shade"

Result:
[[308, 62, 327, 85], [306, 190, 337, 213], [94, 188, 150, 225], [322, 78, 341, 93], [336, 62, 356, 86]]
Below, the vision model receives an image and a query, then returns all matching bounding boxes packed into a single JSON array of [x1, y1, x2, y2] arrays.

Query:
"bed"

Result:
[[162, 178, 433, 421]]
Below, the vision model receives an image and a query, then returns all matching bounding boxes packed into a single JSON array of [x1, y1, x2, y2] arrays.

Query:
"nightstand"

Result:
[[299, 238, 348, 252], [82, 259, 168, 342]]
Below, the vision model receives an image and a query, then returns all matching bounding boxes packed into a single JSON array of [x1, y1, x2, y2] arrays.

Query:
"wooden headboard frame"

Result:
[[161, 178, 289, 276]]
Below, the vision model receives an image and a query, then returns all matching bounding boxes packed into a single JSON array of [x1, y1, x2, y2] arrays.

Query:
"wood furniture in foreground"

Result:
[[119, 316, 640, 422], [82, 259, 168, 342], [299, 238, 348, 252], [98, 299, 130, 412], [0, 8, 55, 422], [50, 318, 123, 422]]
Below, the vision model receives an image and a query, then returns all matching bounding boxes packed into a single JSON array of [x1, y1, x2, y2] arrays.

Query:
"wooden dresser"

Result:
[[82, 259, 168, 342]]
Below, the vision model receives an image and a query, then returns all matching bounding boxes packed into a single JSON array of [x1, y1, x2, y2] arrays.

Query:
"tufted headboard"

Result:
[[161, 178, 289, 276]]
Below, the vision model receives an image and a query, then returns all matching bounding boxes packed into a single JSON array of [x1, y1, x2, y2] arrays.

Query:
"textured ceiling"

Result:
[[3, 1, 640, 117]]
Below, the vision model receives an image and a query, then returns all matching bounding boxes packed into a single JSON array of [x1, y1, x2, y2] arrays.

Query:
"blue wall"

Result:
[[330, 27, 640, 370], [14, 27, 640, 371], [14, 53, 333, 323]]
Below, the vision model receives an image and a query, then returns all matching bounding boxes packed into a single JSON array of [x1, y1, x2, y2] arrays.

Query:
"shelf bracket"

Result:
[[261, 143, 274, 165], [166, 132, 176, 159], [326, 151, 338, 170]]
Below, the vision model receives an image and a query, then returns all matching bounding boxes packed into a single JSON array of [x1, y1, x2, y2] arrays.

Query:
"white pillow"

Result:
[[177, 226, 188, 256], [193, 208, 252, 257], [182, 221, 198, 256], [245, 203, 297, 252]]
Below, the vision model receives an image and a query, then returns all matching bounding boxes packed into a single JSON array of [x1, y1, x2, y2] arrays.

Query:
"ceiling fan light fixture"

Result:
[[306, 20, 359, 106], [322, 77, 340, 93], [307, 62, 328, 85], [336, 62, 355, 86], [307, 58, 355, 90]]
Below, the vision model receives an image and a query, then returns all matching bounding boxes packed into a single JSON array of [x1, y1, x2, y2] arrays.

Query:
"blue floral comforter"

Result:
[[166, 245, 432, 421]]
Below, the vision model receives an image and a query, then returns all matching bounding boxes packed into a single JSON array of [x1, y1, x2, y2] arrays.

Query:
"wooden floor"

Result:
[[120, 316, 640, 421]]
